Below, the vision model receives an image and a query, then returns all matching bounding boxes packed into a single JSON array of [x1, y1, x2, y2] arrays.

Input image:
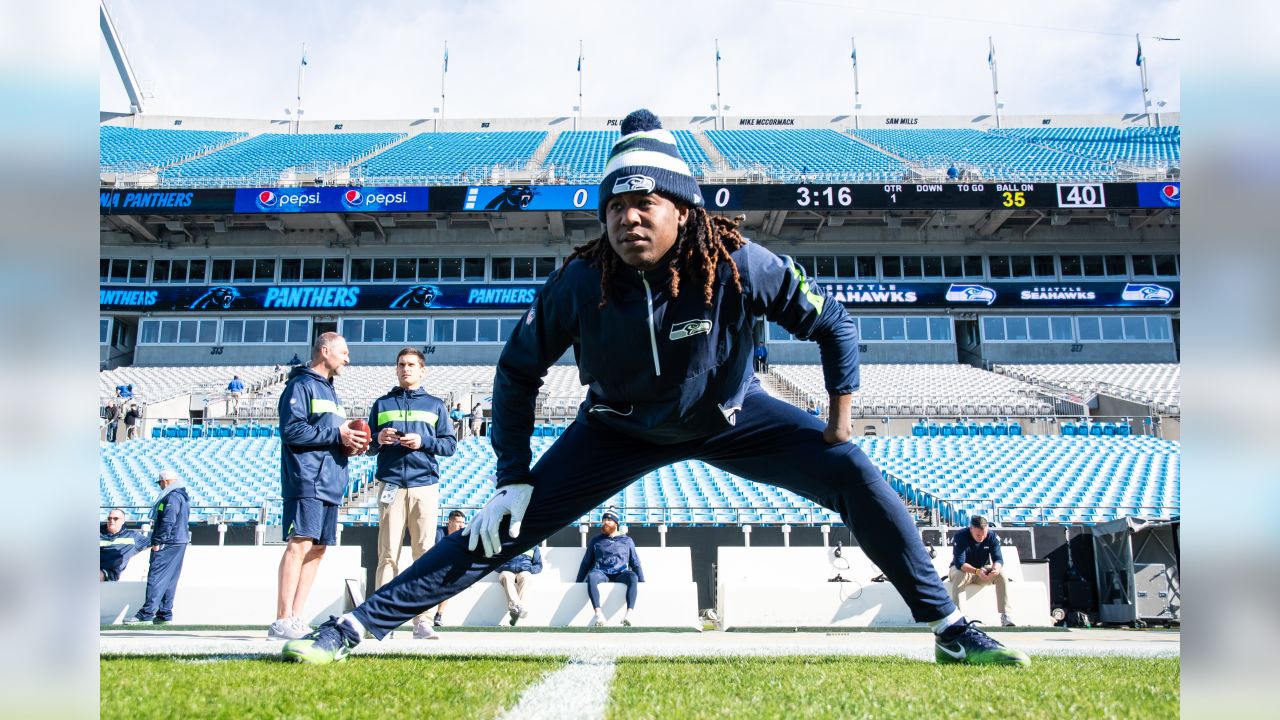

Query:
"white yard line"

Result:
[[498, 654, 616, 720], [98, 629, 1181, 660]]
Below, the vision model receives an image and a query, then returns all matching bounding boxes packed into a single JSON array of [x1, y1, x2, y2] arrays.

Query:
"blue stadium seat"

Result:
[[99, 126, 248, 173], [353, 131, 546, 184], [160, 132, 406, 187], [707, 129, 906, 183]]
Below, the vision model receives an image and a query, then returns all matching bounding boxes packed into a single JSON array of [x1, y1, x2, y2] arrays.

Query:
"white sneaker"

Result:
[[591, 616, 606, 628], [413, 621, 439, 639], [268, 617, 310, 640], [1000, 614, 1016, 627], [621, 617, 632, 627]]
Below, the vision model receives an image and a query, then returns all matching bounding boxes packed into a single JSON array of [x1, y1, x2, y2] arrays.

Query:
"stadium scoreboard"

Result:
[[100, 181, 1179, 215]]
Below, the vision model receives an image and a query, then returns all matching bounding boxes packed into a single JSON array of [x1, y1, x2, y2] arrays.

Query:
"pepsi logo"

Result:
[[1162, 184, 1179, 200], [344, 189, 361, 205], [257, 190, 277, 207]]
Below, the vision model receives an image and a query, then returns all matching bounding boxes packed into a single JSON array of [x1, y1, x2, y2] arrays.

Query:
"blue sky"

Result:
[[100, 0, 1183, 120]]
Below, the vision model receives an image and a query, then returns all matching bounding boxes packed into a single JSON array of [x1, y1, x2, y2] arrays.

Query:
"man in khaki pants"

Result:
[[366, 348, 458, 639], [948, 515, 1015, 627]]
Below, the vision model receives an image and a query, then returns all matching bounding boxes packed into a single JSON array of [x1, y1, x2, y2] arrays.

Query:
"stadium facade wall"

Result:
[[981, 342, 1176, 364], [179, 523, 1079, 617], [134, 344, 311, 366], [102, 112, 1181, 134]]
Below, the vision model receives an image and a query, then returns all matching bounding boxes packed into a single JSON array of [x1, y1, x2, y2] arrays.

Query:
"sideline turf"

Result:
[[610, 656, 1179, 719], [100, 655, 561, 720], [101, 654, 1178, 719]]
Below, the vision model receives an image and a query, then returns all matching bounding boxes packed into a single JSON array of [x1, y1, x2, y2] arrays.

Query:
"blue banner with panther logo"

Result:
[[99, 283, 541, 312], [461, 185, 598, 211]]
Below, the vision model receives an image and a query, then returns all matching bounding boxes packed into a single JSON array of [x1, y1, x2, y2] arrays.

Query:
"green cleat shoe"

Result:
[[282, 617, 359, 665], [935, 621, 1031, 666]]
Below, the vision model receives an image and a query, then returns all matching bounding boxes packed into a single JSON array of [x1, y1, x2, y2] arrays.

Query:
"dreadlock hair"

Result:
[[558, 204, 746, 309]]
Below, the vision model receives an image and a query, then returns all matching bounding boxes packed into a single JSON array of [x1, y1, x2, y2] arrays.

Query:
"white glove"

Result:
[[462, 483, 533, 557]]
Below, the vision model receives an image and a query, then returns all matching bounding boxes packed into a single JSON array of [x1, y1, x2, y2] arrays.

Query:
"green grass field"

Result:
[[101, 655, 1178, 720]]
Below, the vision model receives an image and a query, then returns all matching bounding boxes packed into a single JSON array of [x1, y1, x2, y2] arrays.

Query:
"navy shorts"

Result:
[[283, 497, 338, 545]]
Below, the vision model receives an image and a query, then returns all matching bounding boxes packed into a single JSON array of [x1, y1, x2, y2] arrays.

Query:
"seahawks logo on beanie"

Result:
[[597, 109, 703, 222]]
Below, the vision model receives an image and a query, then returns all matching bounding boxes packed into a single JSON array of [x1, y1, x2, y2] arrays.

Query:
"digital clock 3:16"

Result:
[[795, 186, 853, 207]]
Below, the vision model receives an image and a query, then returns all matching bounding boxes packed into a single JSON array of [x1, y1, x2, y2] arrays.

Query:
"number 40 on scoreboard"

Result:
[[1057, 183, 1107, 208]]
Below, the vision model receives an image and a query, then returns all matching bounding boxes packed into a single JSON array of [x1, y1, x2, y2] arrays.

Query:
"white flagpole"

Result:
[[578, 40, 584, 126], [440, 41, 448, 124], [1137, 34, 1154, 127], [715, 39, 722, 131], [296, 42, 306, 135], [988, 36, 1001, 129], [851, 37, 861, 130]]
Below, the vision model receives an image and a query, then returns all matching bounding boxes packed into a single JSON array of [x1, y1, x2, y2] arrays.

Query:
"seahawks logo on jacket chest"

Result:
[[669, 319, 713, 340]]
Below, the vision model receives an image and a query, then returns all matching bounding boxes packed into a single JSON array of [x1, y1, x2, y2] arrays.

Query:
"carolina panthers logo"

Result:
[[390, 284, 442, 309], [670, 319, 713, 340], [612, 174, 656, 194], [484, 185, 538, 211], [189, 286, 242, 310]]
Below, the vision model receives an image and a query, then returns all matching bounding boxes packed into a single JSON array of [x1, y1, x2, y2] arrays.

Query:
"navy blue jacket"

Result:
[[150, 486, 190, 545], [366, 386, 457, 488], [576, 533, 644, 582], [278, 366, 349, 504], [99, 527, 148, 579], [492, 240, 858, 486], [497, 545, 543, 575], [951, 529, 1005, 569]]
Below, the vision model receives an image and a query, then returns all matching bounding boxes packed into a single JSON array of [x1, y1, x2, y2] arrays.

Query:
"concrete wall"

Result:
[[768, 342, 956, 364], [104, 112, 1180, 134], [982, 342, 1177, 365], [134, 344, 310, 366]]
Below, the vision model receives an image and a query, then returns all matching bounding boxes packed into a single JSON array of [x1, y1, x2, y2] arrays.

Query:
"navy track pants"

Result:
[[135, 543, 187, 621], [354, 388, 955, 637], [586, 569, 639, 610]]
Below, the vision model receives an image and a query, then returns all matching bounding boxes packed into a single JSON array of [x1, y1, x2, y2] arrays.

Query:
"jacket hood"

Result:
[[388, 385, 427, 398], [288, 365, 330, 384]]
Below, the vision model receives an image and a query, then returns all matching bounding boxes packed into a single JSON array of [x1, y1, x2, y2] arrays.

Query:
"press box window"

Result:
[[492, 256, 557, 281], [982, 316, 1074, 343], [138, 319, 217, 345], [430, 317, 521, 343], [281, 258, 345, 283], [151, 259, 205, 284], [102, 258, 149, 284], [1075, 315, 1170, 342], [211, 259, 275, 283], [221, 318, 307, 344], [99, 318, 111, 344]]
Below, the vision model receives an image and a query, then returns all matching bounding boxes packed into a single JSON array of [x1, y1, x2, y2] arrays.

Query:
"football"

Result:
[[345, 418, 371, 456]]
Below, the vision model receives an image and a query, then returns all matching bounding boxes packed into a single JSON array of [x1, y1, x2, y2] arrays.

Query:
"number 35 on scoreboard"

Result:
[[1056, 183, 1107, 208]]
